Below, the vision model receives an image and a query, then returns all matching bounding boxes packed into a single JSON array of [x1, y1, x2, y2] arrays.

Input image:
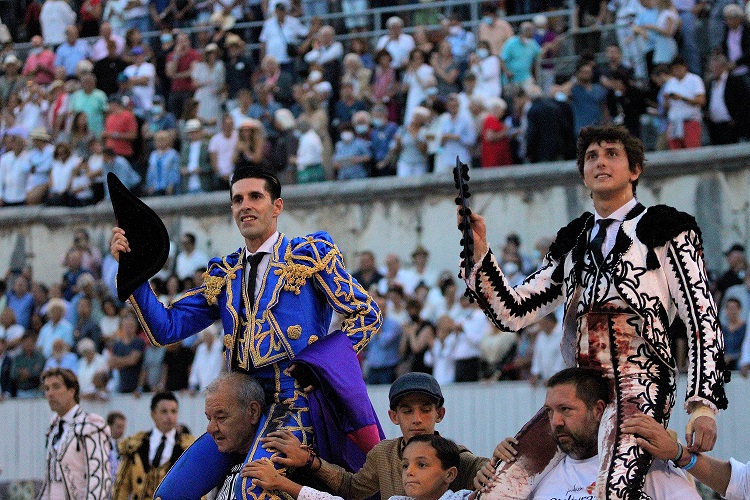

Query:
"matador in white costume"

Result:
[[464, 126, 729, 499]]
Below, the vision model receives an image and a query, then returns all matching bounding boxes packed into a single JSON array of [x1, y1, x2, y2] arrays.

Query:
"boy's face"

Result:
[[402, 441, 457, 500], [388, 393, 445, 442]]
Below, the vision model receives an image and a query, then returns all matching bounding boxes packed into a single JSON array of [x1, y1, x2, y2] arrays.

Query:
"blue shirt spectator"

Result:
[[501, 23, 541, 85], [55, 27, 91, 77], [364, 315, 402, 384], [7, 276, 34, 329], [370, 117, 399, 163], [248, 86, 283, 138], [445, 19, 477, 65], [102, 151, 141, 199], [37, 299, 75, 358], [146, 141, 181, 196], [569, 62, 609, 133], [333, 130, 371, 180]]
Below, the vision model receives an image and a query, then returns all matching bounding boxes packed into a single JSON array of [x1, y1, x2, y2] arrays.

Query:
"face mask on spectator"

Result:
[[449, 25, 462, 35], [153, 105, 164, 115], [355, 124, 369, 134], [554, 92, 567, 102], [482, 16, 493, 25], [425, 87, 438, 96], [341, 131, 355, 142], [161, 33, 174, 44], [477, 48, 489, 59], [372, 118, 384, 128]]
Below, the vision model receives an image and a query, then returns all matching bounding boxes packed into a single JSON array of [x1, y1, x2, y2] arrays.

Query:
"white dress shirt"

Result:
[[709, 73, 732, 123], [149, 427, 176, 467], [244, 231, 280, 300], [592, 197, 638, 259]]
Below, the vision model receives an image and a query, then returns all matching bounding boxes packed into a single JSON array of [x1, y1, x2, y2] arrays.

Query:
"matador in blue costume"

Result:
[[464, 127, 729, 499], [109, 168, 382, 500]]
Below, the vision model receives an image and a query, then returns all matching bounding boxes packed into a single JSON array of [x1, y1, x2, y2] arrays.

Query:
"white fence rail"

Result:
[[2, 376, 749, 481]]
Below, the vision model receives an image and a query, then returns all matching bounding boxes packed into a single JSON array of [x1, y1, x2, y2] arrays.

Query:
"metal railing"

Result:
[[10, 0, 578, 58]]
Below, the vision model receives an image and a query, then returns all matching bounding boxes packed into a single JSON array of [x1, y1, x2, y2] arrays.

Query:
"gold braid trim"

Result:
[[274, 240, 340, 295], [203, 275, 226, 305], [202, 258, 238, 305]]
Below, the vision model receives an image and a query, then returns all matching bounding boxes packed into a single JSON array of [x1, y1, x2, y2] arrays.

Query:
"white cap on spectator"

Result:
[[386, 16, 403, 27], [3, 54, 20, 66], [533, 14, 548, 27], [307, 70, 323, 83], [314, 80, 332, 95], [185, 119, 202, 132], [274, 108, 296, 131]]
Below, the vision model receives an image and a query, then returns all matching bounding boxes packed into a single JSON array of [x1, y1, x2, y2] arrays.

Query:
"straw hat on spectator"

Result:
[[225, 33, 243, 47], [48, 80, 64, 92], [210, 11, 236, 31], [204, 43, 220, 55], [30, 127, 51, 142]]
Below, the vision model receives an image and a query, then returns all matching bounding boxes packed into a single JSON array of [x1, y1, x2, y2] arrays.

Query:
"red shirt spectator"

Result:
[[22, 35, 56, 85], [166, 34, 201, 93], [481, 98, 512, 168], [103, 97, 138, 158]]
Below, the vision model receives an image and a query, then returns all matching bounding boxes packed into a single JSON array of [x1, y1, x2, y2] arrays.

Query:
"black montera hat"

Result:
[[388, 372, 444, 410], [108, 173, 170, 302]]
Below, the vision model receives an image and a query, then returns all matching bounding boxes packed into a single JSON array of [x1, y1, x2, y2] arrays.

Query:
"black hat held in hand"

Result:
[[108, 173, 170, 302]]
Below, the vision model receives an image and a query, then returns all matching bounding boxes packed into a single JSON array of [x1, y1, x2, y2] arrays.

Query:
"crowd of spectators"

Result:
[[0, 0, 749, 207], [2, 225, 750, 401]]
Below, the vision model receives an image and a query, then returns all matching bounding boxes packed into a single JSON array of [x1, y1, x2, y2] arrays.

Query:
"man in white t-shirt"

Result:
[[478, 367, 702, 500], [529, 313, 565, 385], [259, 3, 308, 73], [123, 46, 155, 117], [375, 16, 415, 69], [208, 114, 238, 189], [662, 56, 705, 150], [40, 0, 76, 46]]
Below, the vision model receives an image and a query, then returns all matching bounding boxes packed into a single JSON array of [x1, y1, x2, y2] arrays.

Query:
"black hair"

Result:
[[725, 297, 742, 308], [670, 55, 688, 68], [576, 126, 645, 194], [230, 167, 282, 201], [151, 391, 179, 411], [546, 367, 611, 409], [107, 411, 126, 425], [404, 434, 461, 470]]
